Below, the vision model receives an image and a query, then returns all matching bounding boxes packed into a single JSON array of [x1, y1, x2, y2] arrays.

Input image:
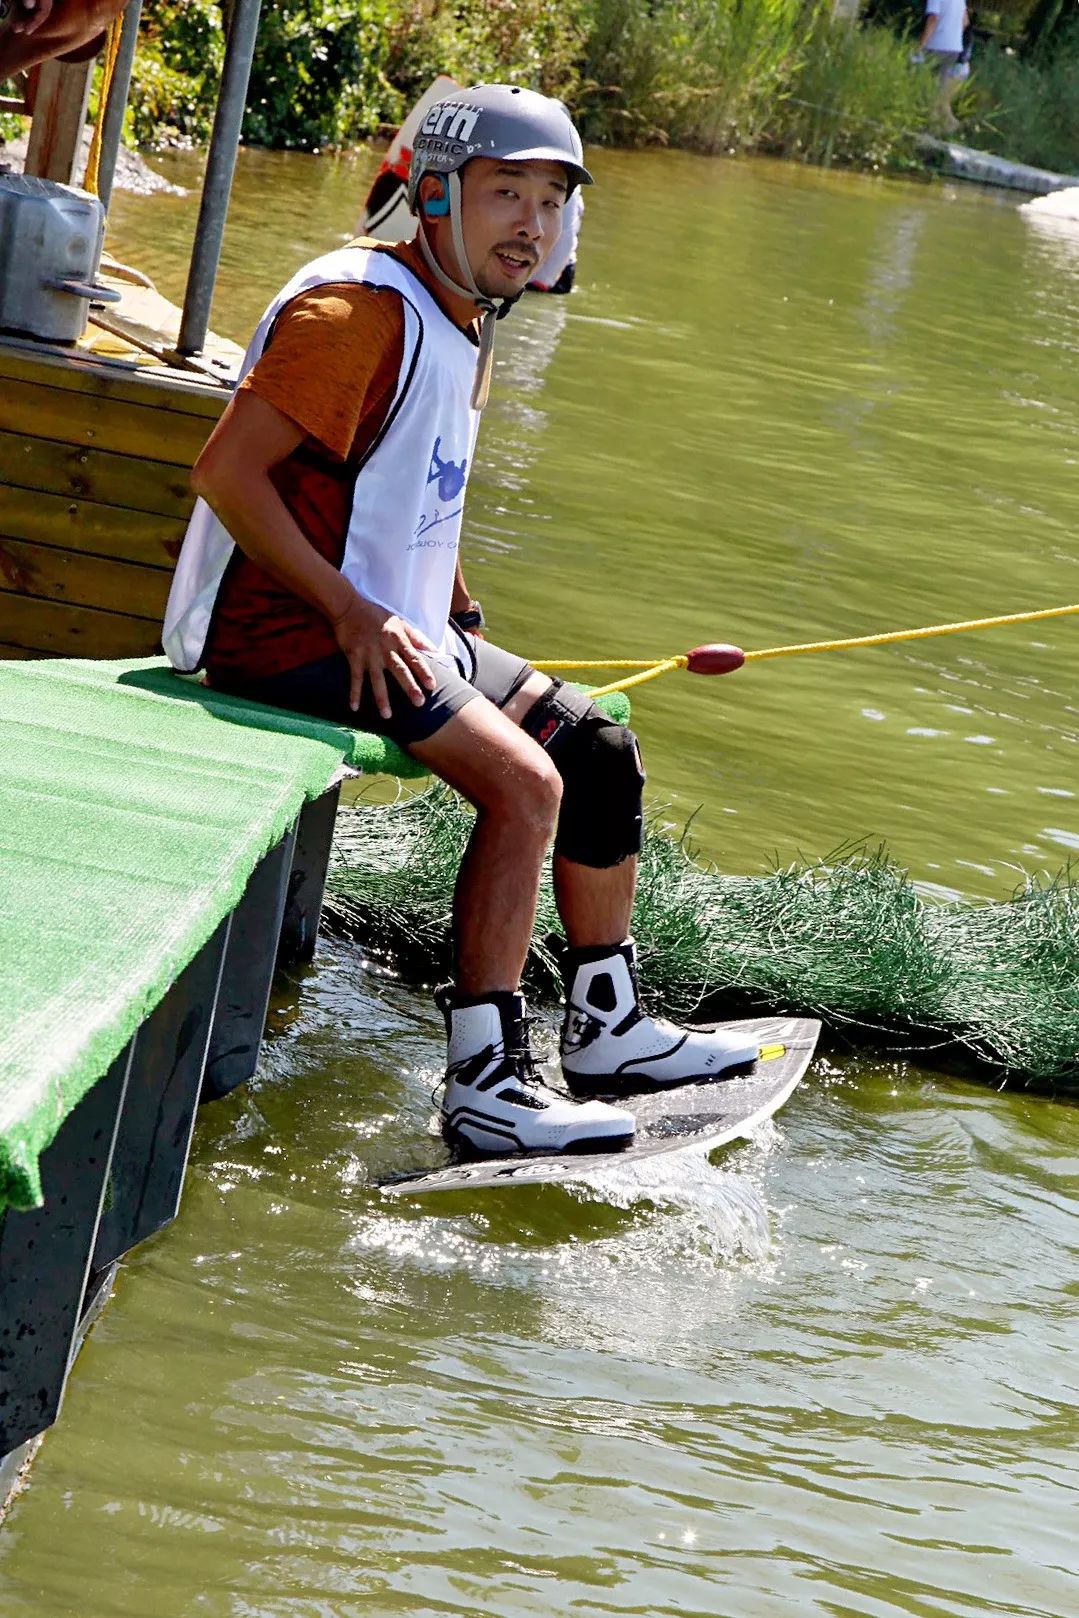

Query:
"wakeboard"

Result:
[[380, 1014, 820, 1198]]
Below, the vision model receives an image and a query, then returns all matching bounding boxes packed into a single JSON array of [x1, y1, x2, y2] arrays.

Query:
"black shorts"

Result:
[[214, 624, 534, 747]]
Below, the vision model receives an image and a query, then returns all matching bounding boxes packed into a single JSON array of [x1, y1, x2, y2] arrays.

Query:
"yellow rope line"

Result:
[[533, 602, 1079, 700], [588, 657, 686, 699], [82, 17, 124, 199], [742, 602, 1079, 663], [531, 658, 664, 670]]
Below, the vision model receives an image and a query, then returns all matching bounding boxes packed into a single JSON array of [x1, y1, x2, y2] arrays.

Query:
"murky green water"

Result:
[[2, 149, 1077, 1615]]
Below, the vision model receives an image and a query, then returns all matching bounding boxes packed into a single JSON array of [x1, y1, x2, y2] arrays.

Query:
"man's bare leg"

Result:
[[409, 691, 634, 1154], [409, 694, 562, 993], [502, 675, 760, 1085], [553, 854, 636, 949]]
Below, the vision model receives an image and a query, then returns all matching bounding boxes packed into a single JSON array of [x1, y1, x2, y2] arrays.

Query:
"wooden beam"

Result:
[[0, 485, 187, 566], [0, 539, 171, 620], [0, 431, 196, 521], [23, 59, 94, 185], [0, 593, 162, 658], [0, 377, 214, 466], [0, 341, 231, 419]]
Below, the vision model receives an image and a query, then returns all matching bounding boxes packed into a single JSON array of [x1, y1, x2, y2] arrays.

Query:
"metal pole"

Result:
[[96, 0, 144, 214], [176, 0, 262, 356]]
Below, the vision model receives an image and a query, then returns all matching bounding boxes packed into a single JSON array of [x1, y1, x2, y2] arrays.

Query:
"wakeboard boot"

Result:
[[559, 940, 761, 1096], [435, 986, 635, 1156]]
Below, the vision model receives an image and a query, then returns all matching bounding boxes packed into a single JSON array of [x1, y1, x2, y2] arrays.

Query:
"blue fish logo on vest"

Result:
[[412, 436, 468, 546]]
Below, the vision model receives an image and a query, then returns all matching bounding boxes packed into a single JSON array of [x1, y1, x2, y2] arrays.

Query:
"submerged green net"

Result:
[[325, 786, 1079, 1093]]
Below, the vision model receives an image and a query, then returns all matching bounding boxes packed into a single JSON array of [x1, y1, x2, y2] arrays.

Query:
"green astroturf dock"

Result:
[[0, 657, 629, 1215], [0, 655, 355, 1214]]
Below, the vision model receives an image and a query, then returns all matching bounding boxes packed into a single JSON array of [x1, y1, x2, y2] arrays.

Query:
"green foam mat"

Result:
[[0, 656, 629, 1212]]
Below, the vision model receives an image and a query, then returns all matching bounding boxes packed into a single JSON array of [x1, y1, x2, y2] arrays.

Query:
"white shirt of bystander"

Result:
[[924, 0, 966, 54]]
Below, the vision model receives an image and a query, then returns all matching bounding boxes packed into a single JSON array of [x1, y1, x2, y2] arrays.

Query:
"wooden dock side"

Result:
[[0, 337, 230, 660]]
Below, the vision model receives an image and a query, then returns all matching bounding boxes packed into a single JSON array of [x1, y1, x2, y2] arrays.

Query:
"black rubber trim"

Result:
[[563, 1057, 757, 1100]]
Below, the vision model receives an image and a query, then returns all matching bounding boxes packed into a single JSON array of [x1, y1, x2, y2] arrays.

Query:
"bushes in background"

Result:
[[130, 0, 586, 150], [110, 0, 1079, 175], [576, 0, 937, 167], [960, 25, 1079, 175], [129, 0, 224, 146]]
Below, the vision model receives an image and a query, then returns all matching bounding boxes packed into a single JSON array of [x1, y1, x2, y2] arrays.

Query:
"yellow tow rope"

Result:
[[82, 16, 124, 199], [529, 602, 1079, 699]]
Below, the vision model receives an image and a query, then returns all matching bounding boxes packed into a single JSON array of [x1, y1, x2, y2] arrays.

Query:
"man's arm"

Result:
[[192, 391, 435, 718], [451, 560, 473, 616]]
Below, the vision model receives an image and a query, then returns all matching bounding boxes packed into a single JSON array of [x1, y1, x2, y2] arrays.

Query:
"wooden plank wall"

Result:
[[0, 342, 228, 660]]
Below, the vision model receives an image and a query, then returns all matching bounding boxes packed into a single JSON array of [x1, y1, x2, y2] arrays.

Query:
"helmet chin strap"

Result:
[[417, 170, 503, 411]]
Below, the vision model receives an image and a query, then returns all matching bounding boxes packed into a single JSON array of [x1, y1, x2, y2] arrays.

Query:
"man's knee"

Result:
[[484, 743, 562, 838], [520, 751, 563, 836], [521, 682, 645, 868], [555, 719, 645, 866]]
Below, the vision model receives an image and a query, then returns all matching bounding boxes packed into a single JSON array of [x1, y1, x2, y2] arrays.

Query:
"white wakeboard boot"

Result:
[[436, 986, 635, 1156], [560, 940, 761, 1095]]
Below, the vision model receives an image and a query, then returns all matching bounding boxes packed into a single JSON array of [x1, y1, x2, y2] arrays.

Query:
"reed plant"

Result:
[[324, 785, 1079, 1092], [775, 14, 937, 168], [960, 27, 1079, 174], [577, 0, 806, 153], [575, 0, 947, 168]]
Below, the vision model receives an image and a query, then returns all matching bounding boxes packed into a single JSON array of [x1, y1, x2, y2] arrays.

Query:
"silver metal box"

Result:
[[0, 174, 118, 345]]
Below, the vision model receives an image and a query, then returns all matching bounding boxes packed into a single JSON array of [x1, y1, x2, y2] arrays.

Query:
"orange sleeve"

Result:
[[238, 283, 405, 463]]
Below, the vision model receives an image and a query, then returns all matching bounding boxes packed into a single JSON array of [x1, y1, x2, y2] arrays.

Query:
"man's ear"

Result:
[[418, 174, 451, 219]]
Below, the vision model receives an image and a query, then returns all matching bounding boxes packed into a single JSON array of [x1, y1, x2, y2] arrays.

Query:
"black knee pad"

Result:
[[522, 681, 645, 867]]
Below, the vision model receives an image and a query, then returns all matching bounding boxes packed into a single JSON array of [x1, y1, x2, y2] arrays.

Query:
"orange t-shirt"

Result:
[[203, 239, 476, 684]]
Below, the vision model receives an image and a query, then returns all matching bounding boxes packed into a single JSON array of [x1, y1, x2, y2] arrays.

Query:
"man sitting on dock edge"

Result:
[[163, 84, 760, 1158]]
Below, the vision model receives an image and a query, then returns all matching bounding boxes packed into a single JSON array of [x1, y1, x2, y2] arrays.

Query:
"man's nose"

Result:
[[513, 200, 546, 240]]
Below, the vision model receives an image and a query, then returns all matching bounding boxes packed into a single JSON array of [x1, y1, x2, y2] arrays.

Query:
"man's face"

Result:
[[455, 157, 568, 300]]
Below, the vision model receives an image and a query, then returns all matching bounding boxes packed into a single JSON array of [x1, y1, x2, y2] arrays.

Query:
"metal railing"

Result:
[[95, 0, 143, 212], [176, 0, 263, 356]]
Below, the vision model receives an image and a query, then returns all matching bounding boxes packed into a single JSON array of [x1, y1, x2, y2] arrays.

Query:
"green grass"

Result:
[[960, 31, 1079, 174], [324, 785, 1079, 1092]]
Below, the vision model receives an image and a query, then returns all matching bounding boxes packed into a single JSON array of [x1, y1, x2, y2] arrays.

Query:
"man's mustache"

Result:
[[491, 241, 539, 267]]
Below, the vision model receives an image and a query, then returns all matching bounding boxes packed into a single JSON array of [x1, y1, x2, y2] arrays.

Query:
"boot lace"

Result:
[[504, 1013, 565, 1104], [436, 1016, 563, 1107]]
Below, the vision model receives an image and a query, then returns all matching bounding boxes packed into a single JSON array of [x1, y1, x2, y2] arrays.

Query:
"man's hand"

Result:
[[331, 592, 438, 719], [12, 0, 54, 35]]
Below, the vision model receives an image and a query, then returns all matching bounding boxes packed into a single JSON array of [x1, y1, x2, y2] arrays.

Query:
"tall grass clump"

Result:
[[961, 27, 1079, 174], [576, 0, 944, 168], [578, 0, 806, 153], [323, 785, 1079, 1092], [384, 0, 586, 111], [777, 15, 937, 168]]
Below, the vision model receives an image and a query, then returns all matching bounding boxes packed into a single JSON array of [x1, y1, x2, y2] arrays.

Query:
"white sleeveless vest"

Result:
[[162, 245, 480, 672]]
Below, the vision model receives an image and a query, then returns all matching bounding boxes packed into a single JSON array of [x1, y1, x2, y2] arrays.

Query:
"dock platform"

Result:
[[0, 653, 428, 1515], [0, 653, 631, 1515]]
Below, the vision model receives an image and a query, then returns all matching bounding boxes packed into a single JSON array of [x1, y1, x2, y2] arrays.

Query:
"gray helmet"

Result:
[[407, 83, 593, 213]]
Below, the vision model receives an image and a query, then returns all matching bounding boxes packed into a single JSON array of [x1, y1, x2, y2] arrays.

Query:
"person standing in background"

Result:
[[911, 0, 971, 132]]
